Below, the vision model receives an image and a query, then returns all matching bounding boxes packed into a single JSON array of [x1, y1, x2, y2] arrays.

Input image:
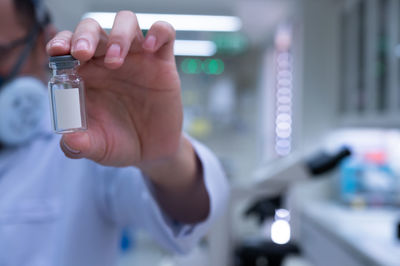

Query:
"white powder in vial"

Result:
[[54, 88, 82, 130]]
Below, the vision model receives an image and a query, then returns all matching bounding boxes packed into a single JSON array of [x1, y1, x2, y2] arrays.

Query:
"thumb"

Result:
[[60, 131, 106, 162]]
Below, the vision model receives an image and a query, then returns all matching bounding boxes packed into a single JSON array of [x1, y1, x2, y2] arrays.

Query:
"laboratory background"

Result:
[[45, 0, 400, 265]]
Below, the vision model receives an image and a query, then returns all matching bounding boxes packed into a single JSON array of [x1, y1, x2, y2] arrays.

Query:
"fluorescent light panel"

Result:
[[83, 12, 242, 32], [174, 40, 216, 57]]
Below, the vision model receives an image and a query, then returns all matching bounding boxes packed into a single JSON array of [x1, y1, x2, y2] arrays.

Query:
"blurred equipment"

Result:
[[286, 129, 400, 266], [235, 147, 351, 266], [340, 150, 400, 206], [235, 240, 299, 266], [306, 147, 351, 176], [244, 195, 282, 224]]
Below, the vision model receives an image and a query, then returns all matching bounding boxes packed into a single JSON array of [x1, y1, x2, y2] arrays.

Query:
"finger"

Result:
[[46, 30, 73, 56], [105, 10, 143, 69], [142, 21, 176, 61], [70, 18, 108, 62], [60, 130, 106, 162]]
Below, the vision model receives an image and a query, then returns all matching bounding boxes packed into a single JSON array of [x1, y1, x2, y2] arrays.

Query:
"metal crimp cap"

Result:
[[49, 55, 79, 70]]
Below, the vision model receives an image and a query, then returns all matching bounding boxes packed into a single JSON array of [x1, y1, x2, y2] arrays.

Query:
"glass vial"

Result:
[[48, 55, 87, 133]]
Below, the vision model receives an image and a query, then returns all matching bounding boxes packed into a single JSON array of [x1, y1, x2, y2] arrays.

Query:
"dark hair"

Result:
[[12, 0, 51, 30]]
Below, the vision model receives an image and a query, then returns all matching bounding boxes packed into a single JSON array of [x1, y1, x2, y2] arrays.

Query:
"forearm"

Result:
[[139, 136, 210, 224]]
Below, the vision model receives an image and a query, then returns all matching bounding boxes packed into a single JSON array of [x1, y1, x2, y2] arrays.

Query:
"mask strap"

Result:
[[6, 25, 40, 83], [32, 0, 51, 27], [0, 76, 5, 87]]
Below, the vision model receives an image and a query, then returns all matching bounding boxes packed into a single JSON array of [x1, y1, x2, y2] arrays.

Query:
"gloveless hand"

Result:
[[46, 11, 184, 168]]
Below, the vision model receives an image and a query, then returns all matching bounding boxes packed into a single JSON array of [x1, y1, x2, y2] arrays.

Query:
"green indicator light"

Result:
[[181, 58, 202, 74], [203, 59, 224, 75], [181, 58, 224, 75], [189, 59, 202, 74], [209, 60, 219, 74]]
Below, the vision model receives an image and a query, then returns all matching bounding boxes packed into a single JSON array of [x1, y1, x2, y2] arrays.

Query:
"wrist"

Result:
[[138, 135, 200, 190], [140, 135, 210, 223]]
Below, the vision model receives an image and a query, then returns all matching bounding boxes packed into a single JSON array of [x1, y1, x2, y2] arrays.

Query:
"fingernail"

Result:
[[143, 35, 156, 50], [75, 39, 90, 51], [105, 44, 122, 63], [51, 40, 66, 47], [62, 140, 81, 154]]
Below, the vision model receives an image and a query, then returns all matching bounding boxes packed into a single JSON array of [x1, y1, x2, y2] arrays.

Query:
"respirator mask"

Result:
[[0, 0, 50, 147]]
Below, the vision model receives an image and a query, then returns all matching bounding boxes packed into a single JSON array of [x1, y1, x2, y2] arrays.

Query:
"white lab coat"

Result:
[[0, 114, 229, 266]]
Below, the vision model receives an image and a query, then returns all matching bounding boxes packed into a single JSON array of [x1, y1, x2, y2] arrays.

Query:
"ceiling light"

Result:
[[174, 40, 217, 57], [83, 12, 242, 32]]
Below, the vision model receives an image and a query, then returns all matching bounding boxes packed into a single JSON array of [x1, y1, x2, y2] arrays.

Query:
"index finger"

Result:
[[70, 18, 109, 62], [46, 30, 73, 56]]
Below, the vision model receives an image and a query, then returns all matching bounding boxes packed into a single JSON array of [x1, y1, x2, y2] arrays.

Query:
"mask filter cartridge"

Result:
[[0, 77, 47, 146]]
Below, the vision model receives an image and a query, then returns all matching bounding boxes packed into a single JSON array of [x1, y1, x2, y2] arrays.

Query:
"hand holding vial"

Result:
[[46, 11, 184, 168]]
